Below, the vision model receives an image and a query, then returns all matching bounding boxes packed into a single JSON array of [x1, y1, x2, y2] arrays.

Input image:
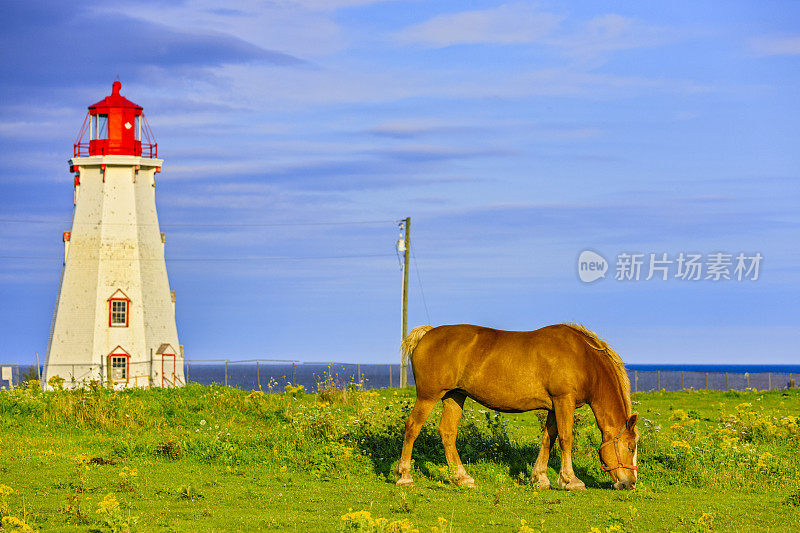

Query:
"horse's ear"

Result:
[[626, 414, 638, 430]]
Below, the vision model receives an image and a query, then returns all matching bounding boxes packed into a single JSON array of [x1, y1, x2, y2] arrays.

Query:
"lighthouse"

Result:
[[43, 81, 184, 389]]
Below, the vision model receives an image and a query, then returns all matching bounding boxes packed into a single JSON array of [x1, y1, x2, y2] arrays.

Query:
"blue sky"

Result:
[[1, 0, 798, 365]]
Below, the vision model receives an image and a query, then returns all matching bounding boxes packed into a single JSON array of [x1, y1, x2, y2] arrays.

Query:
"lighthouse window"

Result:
[[135, 116, 141, 140], [110, 299, 128, 327], [97, 114, 108, 139], [110, 356, 128, 381]]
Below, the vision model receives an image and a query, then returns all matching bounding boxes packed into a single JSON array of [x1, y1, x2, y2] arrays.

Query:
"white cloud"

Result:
[[286, 0, 400, 10], [210, 62, 711, 112], [548, 14, 682, 60], [101, 0, 348, 57], [750, 35, 800, 56], [395, 3, 563, 48], [394, 7, 686, 65]]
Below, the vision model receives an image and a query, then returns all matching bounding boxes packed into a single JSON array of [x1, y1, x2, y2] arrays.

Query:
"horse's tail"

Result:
[[400, 326, 434, 367]]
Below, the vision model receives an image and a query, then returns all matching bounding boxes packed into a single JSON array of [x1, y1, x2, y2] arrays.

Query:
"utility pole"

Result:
[[399, 217, 410, 387]]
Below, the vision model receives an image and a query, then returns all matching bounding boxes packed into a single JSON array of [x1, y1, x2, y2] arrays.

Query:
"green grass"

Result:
[[0, 382, 798, 532]]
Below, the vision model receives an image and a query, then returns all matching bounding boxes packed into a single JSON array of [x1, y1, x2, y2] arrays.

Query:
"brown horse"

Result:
[[395, 323, 638, 490]]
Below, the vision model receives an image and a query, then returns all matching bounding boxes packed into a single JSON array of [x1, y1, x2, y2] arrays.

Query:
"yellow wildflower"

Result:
[[669, 409, 689, 421], [387, 518, 416, 533], [119, 466, 138, 479], [96, 493, 119, 515], [431, 517, 451, 533], [0, 484, 13, 496], [671, 440, 693, 453], [696, 512, 714, 530], [721, 436, 739, 447], [1, 516, 33, 532]]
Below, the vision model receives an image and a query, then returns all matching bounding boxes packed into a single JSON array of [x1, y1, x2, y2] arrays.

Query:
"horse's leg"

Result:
[[531, 410, 557, 489], [553, 396, 586, 490], [396, 395, 437, 486], [438, 391, 475, 487]]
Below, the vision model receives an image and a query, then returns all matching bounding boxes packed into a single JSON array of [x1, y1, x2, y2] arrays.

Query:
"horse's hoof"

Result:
[[556, 477, 585, 491], [454, 476, 476, 488], [534, 477, 551, 490], [396, 478, 415, 487]]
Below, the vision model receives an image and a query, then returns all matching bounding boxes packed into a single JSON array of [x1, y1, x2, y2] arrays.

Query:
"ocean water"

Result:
[[627, 364, 800, 373], [185, 362, 416, 392], [3, 362, 797, 392], [626, 365, 799, 392], [183, 362, 798, 393]]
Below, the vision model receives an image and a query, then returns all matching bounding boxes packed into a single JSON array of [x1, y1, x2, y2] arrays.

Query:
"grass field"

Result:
[[1, 379, 798, 532]]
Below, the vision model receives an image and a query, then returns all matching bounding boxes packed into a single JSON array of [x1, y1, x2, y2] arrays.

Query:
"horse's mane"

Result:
[[564, 323, 632, 416]]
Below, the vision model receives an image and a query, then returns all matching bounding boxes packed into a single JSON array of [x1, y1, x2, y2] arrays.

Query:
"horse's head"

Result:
[[599, 414, 638, 490]]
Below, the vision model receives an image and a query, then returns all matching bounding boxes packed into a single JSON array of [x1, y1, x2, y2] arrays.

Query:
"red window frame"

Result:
[[107, 349, 130, 384], [109, 298, 129, 327]]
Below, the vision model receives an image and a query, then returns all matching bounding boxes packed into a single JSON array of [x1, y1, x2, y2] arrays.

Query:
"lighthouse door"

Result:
[[162, 354, 176, 388]]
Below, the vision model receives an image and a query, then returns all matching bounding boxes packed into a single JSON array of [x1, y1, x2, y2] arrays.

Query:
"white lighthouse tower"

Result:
[[44, 81, 184, 389]]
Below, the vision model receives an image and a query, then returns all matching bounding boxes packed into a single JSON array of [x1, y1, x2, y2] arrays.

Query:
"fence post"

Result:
[[389, 365, 393, 388], [725, 372, 728, 390], [746, 372, 750, 388], [681, 371, 684, 390], [357, 364, 361, 385], [657, 370, 661, 390], [224, 360, 228, 387], [292, 363, 296, 386], [257, 360, 261, 391], [185, 359, 188, 384], [634, 370, 638, 393], [768, 372, 772, 391], [705, 372, 708, 390]]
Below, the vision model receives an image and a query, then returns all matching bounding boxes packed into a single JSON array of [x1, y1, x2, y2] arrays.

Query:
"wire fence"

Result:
[[1, 361, 796, 393], [182, 360, 413, 392], [627, 369, 797, 393], [38, 360, 185, 389], [0, 360, 415, 392]]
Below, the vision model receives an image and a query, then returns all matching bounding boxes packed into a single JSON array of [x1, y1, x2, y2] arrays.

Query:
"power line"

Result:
[[411, 248, 431, 324], [163, 220, 395, 228], [0, 253, 394, 262], [0, 218, 395, 228]]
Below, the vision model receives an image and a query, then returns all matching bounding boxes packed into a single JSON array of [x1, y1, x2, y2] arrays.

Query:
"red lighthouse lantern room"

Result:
[[73, 81, 157, 158]]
